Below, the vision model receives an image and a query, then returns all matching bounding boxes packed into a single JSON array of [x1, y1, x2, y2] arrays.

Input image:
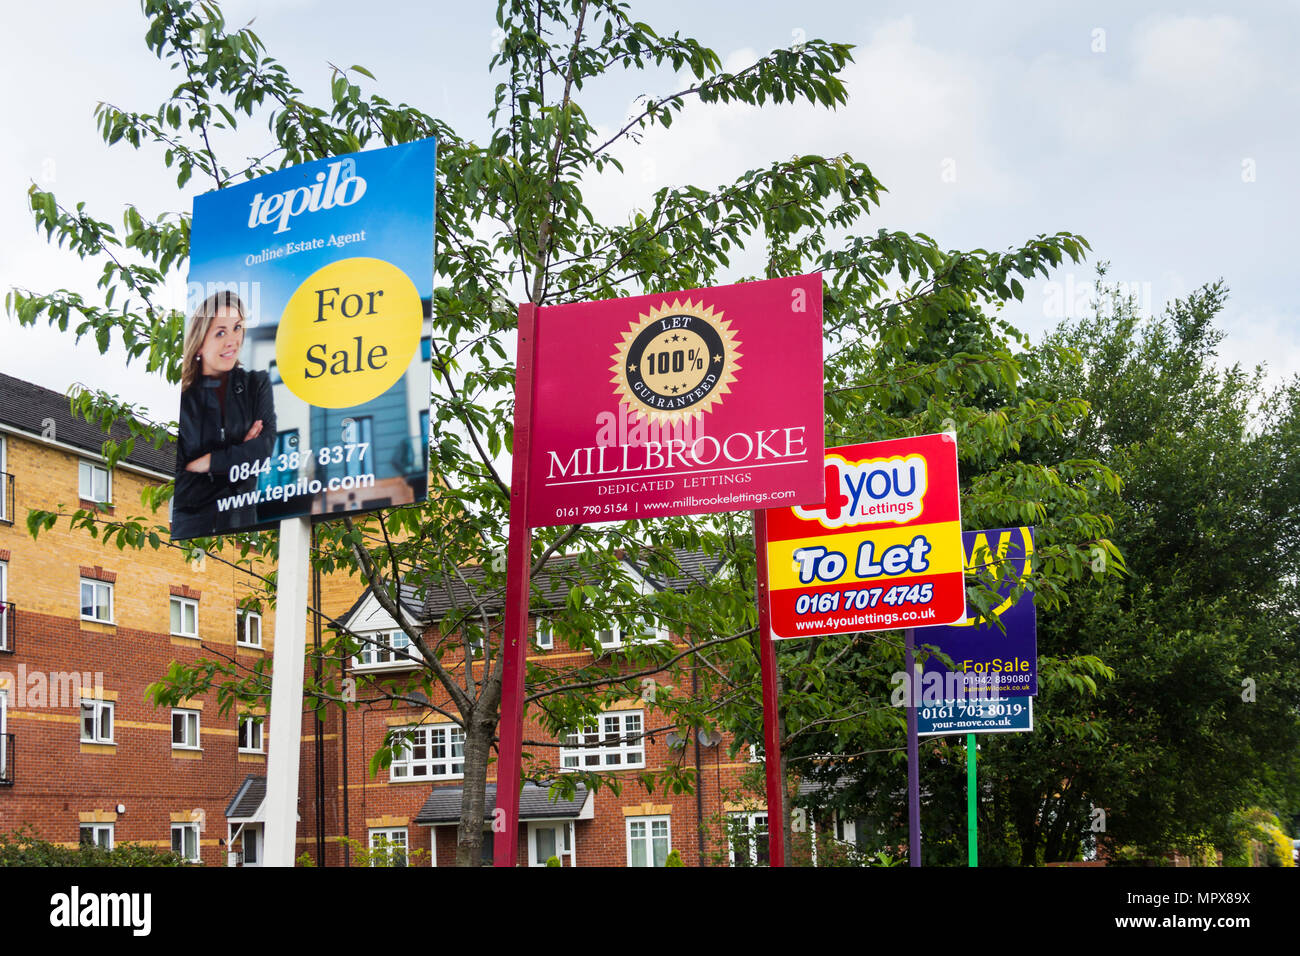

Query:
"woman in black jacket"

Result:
[[172, 291, 277, 540]]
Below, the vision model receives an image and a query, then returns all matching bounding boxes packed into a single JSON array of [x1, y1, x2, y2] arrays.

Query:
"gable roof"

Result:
[[225, 775, 267, 820], [0, 372, 176, 475], [336, 579, 427, 631]]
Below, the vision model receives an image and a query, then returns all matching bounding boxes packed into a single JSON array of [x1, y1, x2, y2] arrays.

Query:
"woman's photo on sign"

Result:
[[171, 290, 277, 540]]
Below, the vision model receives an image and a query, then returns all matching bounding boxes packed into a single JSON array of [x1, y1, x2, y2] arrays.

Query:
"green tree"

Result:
[[971, 278, 1300, 863], [7, 0, 1121, 866]]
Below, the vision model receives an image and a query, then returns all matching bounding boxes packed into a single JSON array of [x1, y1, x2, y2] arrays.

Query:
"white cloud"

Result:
[[1132, 15, 1258, 114], [580, 14, 1015, 273]]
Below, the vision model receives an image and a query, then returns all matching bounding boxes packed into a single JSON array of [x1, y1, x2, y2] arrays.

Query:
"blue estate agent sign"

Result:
[[917, 697, 1034, 738], [919, 526, 1037, 697], [175, 139, 436, 541]]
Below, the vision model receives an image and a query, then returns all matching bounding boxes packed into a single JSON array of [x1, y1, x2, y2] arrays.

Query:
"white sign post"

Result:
[[264, 516, 311, 866]]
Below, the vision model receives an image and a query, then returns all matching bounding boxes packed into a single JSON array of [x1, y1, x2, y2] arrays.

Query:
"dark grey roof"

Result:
[[626, 548, 726, 591], [414, 782, 588, 825], [413, 550, 724, 623], [225, 775, 266, 819], [0, 372, 176, 474]]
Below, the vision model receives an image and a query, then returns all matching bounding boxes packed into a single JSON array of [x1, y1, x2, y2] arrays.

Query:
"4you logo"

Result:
[[794, 454, 929, 528]]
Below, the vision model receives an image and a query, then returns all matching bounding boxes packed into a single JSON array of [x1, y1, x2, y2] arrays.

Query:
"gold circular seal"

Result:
[[609, 299, 741, 424]]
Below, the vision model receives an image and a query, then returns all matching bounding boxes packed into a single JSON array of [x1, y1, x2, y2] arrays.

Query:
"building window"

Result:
[[342, 416, 373, 479], [561, 711, 644, 770], [80, 824, 114, 850], [0, 435, 8, 523], [171, 823, 200, 862], [832, 811, 858, 847], [0, 560, 10, 652], [368, 828, 408, 867], [354, 629, 412, 668], [627, 816, 671, 867], [0, 689, 8, 782], [238, 715, 264, 753], [534, 618, 553, 650], [170, 596, 198, 638], [728, 812, 770, 867], [78, 461, 111, 503], [80, 579, 113, 624], [80, 699, 114, 744], [593, 618, 669, 651], [172, 709, 200, 750], [389, 723, 465, 780], [237, 611, 262, 647]]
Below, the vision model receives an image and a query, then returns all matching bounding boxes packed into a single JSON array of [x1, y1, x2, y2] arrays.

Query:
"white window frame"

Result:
[[527, 821, 574, 867], [594, 617, 670, 651], [626, 815, 671, 867], [236, 611, 262, 648], [353, 629, 414, 669], [78, 460, 111, 504], [0, 560, 9, 652], [0, 435, 8, 523], [80, 698, 114, 744], [170, 596, 198, 638], [368, 827, 409, 867], [389, 723, 465, 780], [1, 688, 8, 781], [728, 811, 770, 867], [171, 822, 201, 862], [80, 578, 114, 624], [238, 715, 264, 753], [241, 825, 262, 867], [561, 710, 645, 771], [80, 823, 114, 850], [172, 708, 200, 750], [534, 618, 553, 650]]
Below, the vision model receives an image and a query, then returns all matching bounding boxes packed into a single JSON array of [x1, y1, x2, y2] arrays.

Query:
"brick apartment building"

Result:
[[0, 372, 838, 866], [326, 557, 773, 867], [0, 373, 293, 863]]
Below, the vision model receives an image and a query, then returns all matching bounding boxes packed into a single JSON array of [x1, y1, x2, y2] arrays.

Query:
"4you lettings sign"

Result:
[[762, 434, 967, 638]]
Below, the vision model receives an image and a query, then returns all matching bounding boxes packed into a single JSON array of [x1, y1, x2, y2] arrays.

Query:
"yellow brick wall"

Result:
[[0, 432, 276, 653]]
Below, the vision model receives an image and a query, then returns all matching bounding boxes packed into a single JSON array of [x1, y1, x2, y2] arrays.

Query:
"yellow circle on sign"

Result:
[[276, 257, 422, 409]]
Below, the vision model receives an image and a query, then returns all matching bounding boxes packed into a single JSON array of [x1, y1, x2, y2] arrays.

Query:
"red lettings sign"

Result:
[[525, 275, 826, 527], [763, 434, 967, 638]]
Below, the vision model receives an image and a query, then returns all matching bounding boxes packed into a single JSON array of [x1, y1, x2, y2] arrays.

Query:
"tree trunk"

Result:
[[456, 711, 495, 867]]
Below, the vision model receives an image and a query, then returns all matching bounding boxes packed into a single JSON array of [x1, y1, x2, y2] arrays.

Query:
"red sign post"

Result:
[[495, 277, 825, 866]]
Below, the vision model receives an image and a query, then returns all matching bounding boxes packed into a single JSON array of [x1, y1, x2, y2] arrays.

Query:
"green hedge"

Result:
[[0, 826, 188, 867]]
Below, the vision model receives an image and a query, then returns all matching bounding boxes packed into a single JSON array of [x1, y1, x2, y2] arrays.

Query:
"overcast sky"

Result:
[[2, 1, 1296, 422]]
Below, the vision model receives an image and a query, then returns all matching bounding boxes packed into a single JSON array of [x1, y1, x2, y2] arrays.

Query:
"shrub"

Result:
[[0, 826, 187, 867]]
